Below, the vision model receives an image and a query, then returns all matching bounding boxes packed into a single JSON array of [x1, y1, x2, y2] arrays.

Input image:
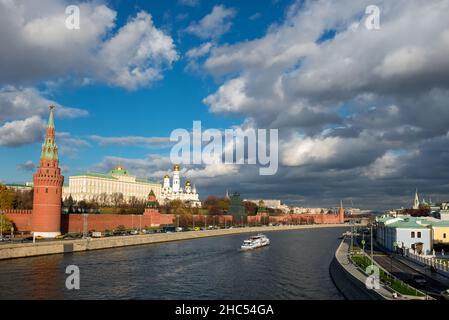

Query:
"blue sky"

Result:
[[0, 0, 292, 181], [1, 0, 449, 209]]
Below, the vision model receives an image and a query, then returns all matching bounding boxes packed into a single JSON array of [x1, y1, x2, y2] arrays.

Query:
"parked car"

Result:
[[55, 234, 65, 239], [412, 275, 427, 287]]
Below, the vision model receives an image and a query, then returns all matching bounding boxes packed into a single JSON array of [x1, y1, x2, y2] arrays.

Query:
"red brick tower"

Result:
[[32, 106, 64, 237]]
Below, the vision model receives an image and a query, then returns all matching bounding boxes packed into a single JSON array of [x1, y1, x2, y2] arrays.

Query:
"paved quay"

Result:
[[330, 238, 395, 300], [0, 224, 347, 260]]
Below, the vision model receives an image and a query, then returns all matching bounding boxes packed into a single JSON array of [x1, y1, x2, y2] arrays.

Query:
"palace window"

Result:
[[444, 233, 447, 239], [417, 232, 421, 238], [411, 232, 415, 238]]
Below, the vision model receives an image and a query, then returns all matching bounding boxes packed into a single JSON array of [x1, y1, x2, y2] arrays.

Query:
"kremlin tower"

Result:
[[32, 106, 64, 237]]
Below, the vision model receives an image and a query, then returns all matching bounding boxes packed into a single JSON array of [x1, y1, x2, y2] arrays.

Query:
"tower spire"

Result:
[[413, 188, 420, 209], [40, 105, 59, 162]]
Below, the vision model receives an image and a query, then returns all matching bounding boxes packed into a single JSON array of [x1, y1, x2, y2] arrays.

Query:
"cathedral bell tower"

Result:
[[32, 106, 64, 237]]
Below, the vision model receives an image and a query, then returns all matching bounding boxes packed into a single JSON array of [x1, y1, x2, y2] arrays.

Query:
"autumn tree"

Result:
[[0, 185, 17, 209]]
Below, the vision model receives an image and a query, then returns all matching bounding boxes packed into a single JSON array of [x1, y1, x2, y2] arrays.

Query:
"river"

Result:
[[0, 227, 346, 299]]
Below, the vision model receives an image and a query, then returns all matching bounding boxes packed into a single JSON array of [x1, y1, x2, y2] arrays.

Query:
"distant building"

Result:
[[4, 182, 33, 192], [161, 165, 201, 207], [62, 166, 161, 203], [376, 216, 433, 254]]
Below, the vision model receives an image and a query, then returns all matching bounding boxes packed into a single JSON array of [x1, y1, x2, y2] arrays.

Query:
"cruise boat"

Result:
[[241, 234, 270, 250]]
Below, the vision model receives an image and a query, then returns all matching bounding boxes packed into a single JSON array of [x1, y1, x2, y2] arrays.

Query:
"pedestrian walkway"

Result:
[[335, 238, 395, 300]]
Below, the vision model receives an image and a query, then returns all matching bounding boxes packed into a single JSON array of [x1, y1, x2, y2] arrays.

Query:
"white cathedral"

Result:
[[161, 164, 201, 207]]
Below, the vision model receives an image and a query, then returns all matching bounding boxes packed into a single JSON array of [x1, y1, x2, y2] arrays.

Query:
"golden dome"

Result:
[[174, 164, 180, 171], [164, 174, 169, 179], [185, 180, 191, 186]]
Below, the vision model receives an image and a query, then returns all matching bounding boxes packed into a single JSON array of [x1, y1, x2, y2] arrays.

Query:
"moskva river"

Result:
[[0, 228, 346, 299]]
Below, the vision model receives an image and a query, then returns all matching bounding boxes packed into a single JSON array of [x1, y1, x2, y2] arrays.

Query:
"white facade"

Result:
[[161, 165, 201, 207], [62, 166, 161, 203], [376, 216, 433, 255]]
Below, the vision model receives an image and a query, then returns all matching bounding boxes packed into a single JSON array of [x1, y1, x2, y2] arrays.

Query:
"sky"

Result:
[[1, 0, 449, 210]]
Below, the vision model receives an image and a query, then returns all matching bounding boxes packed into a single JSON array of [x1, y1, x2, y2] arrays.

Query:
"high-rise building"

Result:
[[32, 106, 64, 237]]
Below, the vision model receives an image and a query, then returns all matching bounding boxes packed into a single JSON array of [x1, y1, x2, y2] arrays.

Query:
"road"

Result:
[[354, 230, 447, 299]]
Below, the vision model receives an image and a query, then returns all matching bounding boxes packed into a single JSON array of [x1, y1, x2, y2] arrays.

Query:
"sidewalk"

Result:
[[335, 238, 395, 300]]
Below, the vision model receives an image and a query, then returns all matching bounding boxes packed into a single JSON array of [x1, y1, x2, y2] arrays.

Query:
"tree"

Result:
[[63, 195, 75, 212], [0, 215, 13, 234], [0, 185, 17, 209], [16, 189, 33, 209], [111, 193, 124, 208], [243, 201, 258, 216]]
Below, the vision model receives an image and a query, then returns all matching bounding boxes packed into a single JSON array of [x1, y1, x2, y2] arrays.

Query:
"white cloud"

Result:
[[0, 86, 88, 122], [0, 1, 178, 90], [0, 116, 45, 147], [185, 5, 236, 39], [97, 11, 179, 90]]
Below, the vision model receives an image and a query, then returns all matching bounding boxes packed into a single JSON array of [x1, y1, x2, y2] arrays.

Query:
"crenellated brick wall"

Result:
[[3, 209, 33, 232]]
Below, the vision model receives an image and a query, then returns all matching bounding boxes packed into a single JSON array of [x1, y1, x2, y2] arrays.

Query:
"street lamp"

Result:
[[176, 215, 180, 228]]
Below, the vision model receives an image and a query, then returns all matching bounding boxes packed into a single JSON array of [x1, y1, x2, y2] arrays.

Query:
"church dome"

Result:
[[174, 164, 180, 171], [185, 180, 191, 186], [164, 174, 169, 179]]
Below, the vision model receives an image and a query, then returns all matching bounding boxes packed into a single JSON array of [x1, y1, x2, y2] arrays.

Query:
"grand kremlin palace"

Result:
[[62, 166, 162, 203]]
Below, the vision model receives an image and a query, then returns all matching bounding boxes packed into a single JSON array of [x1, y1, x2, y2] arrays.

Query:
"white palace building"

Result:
[[62, 166, 161, 204], [161, 165, 201, 207], [62, 165, 201, 207]]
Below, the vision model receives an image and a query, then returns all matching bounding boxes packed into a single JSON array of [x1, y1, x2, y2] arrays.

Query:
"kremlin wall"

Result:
[[4, 107, 344, 236]]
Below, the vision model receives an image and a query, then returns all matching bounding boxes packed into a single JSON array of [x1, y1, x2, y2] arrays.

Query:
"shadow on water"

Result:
[[0, 227, 347, 300]]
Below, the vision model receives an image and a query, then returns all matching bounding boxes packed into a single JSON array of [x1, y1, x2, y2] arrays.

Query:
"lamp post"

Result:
[[176, 215, 180, 228]]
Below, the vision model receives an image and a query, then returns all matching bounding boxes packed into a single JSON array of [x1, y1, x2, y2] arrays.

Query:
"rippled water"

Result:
[[0, 228, 346, 300]]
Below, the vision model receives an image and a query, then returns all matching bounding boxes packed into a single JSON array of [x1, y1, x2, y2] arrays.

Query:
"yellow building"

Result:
[[432, 221, 449, 244]]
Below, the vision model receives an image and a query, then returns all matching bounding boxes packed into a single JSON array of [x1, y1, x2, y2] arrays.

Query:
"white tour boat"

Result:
[[241, 234, 270, 250]]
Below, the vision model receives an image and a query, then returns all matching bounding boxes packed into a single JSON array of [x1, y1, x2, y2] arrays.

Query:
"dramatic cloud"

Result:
[[0, 0, 178, 89], [0, 116, 45, 147], [185, 5, 236, 39], [194, 0, 449, 209], [0, 86, 88, 122]]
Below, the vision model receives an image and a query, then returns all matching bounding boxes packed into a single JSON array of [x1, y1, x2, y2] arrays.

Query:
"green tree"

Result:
[[0, 215, 13, 234], [0, 185, 17, 209]]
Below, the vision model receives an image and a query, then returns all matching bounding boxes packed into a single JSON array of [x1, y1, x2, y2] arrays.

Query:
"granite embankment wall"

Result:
[[0, 224, 346, 260], [329, 240, 386, 300]]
